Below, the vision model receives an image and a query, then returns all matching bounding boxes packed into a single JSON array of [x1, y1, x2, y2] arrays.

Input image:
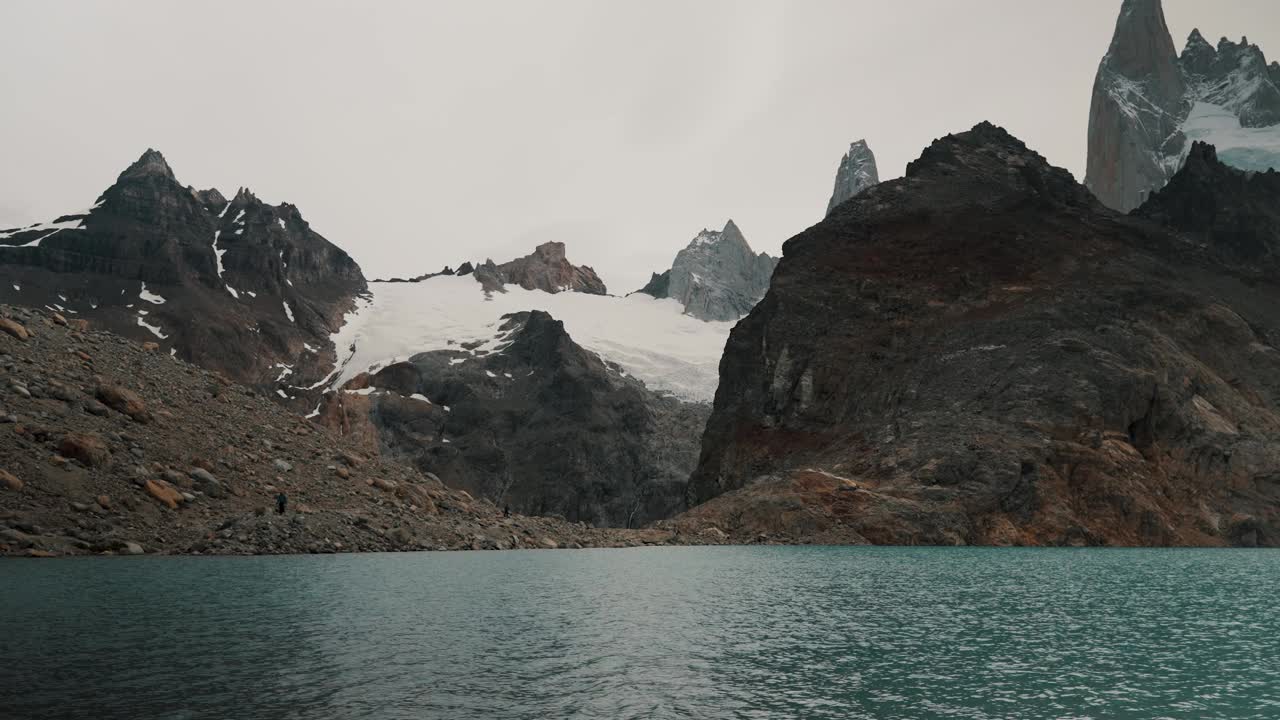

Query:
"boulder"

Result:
[[0, 469, 21, 492], [96, 384, 152, 423], [144, 478, 183, 509], [59, 432, 111, 467], [0, 318, 29, 341]]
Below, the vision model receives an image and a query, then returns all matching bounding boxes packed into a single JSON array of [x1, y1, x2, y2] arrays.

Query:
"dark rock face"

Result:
[[494, 242, 607, 295], [636, 221, 777, 322], [318, 311, 707, 527], [0, 150, 366, 389], [684, 122, 1280, 547], [1086, 1, 1280, 211], [1085, 0, 1186, 212], [1135, 142, 1280, 268], [826, 139, 880, 216]]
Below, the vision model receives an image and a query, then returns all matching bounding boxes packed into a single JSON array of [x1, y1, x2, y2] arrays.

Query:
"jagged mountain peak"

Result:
[[901, 122, 1088, 208], [231, 186, 260, 206], [118, 148, 176, 183], [825, 138, 880, 216], [1135, 140, 1280, 268], [636, 220, 777, 322], [194, 187, 227, 207]]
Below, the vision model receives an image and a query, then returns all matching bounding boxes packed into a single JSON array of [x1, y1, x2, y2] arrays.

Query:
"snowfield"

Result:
[[328, 275, 734, 402], [1182, 102, 1280, 172]]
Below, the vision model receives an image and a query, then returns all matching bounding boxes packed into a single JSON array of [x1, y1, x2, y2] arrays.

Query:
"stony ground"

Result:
[[0, 305, 728, 557]]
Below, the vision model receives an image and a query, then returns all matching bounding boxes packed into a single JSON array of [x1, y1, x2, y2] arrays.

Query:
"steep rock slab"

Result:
[[0, 150, 366, 389], [826, 139, 880, 216], [636, 220, 777, 322], [685, 122, 1280, 547]]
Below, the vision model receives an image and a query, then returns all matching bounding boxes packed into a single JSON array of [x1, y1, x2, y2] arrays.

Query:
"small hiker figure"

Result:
[[503, 505, 510, 518], [276, 492, 287, 515]]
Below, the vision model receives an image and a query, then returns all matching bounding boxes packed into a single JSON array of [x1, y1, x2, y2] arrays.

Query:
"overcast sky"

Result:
[[2, 1, 1277, 291]]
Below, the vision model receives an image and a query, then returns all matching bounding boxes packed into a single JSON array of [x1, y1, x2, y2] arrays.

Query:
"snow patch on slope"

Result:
[[328, 276, 731, 401]]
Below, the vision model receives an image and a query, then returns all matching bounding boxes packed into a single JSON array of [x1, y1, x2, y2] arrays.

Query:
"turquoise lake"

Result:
[[2, 547, 1278, 719]]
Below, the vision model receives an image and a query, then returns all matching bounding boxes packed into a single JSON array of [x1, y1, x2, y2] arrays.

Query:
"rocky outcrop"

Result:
[[0, 304, 688, 556], [826, 139, 880, 216], [635, 221, 777, 322], [1135, 141, 1280, 269], [1086, 1, 1280, 211], [316, 310, 707, 527], [0, 150, 367, 390], [682, 121, 1280, 547], [493, 242, 607, 295]]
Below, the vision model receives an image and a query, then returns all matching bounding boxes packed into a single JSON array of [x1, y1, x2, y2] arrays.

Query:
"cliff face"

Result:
[[681, 123, 1280, 547], [315, 311, 707, 528], [1085, 0, 1186, 211], [0, 150, 366, 389], [636, 221, 777, 322]]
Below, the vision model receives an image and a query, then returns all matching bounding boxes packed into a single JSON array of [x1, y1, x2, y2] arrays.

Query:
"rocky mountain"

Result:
[[0, 150, 367, 389], [313, 310, 707, 528], [0, 304, 708, 556], [826, 139, 880, 216], [680, 122, 1280, 547], [492, 241, 607, 295], [1086, 0, 1280, 211], [1135, 141, 1280, 270], [636, 220, 778, 322]]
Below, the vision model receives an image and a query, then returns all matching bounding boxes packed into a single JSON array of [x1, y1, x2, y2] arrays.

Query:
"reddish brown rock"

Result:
[[0, 469, 22, 492], [59, 432, 111, 467], [144, 479, 183, 509], [95, 384, 152, 423], [0, 318, 28, 340]]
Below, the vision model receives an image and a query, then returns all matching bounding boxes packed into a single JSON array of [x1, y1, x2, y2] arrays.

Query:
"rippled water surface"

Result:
[[3, 547, 1279, 719]]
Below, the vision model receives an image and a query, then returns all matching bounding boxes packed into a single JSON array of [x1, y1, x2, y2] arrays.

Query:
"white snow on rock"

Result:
[[1181, 101, 1280, 172], [11, 285, 18, 291], [326, 275, 732, 401], [277, 218, 287, 230], [409, 393, 432, 404], [212, 230, 227, 278], [218, 201, 232, 219], [233, 209, 245, 224], [0, 215, 86, 241], [139, 282, 166, 305], [282, 301, 295, 322], [227, 286, 240, 299], [136, 316, 168, 339]]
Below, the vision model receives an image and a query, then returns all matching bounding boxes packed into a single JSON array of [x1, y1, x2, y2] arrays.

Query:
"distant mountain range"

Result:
[[1087, 0, 1280, 211]]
